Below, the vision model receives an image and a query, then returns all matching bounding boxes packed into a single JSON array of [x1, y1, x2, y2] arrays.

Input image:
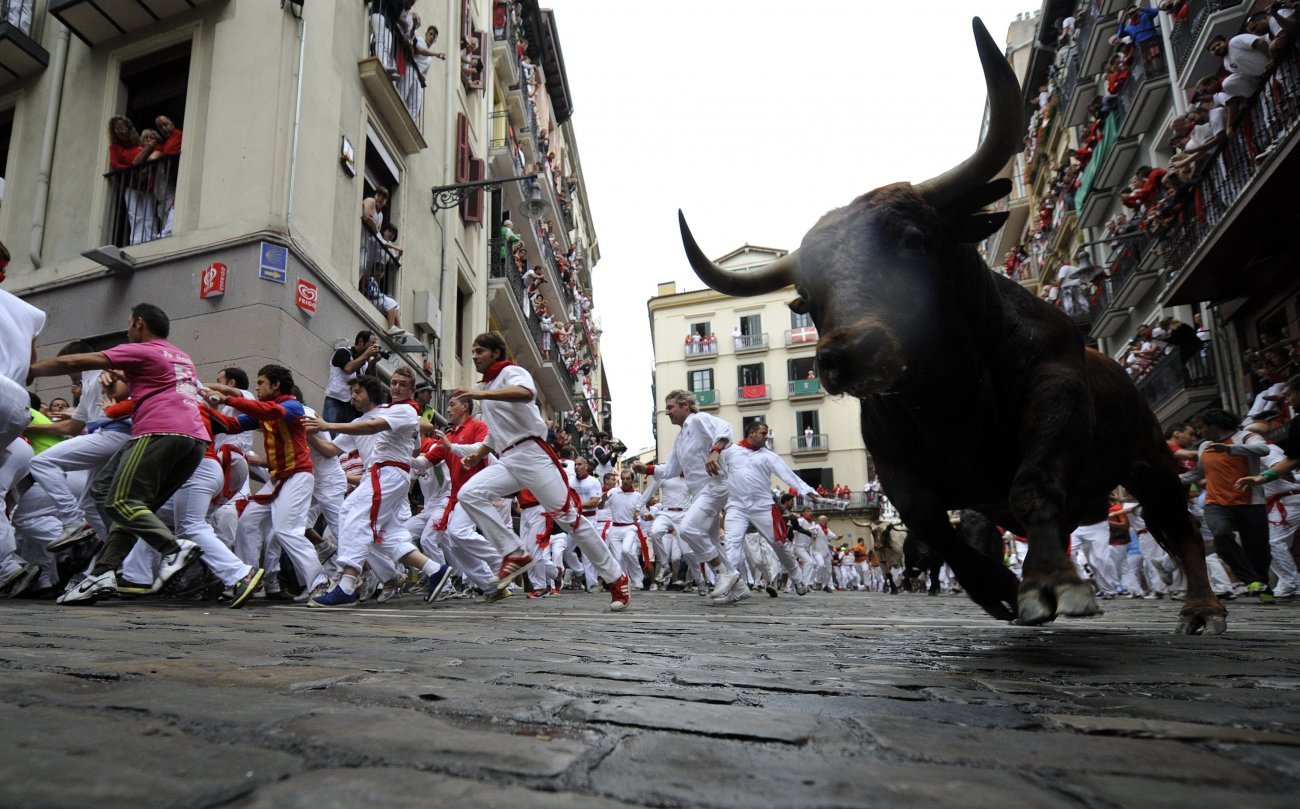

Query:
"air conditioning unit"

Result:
[[413, 290, 441, 335]]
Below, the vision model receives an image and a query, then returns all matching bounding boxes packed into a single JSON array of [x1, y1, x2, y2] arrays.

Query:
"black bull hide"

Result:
[[678, 18, 1225, 634]]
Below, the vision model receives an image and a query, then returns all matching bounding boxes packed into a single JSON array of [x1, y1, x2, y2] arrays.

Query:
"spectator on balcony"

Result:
[[1169, 104, 1227, 175], [461, 37, 484, 88], [1158, 0, 1189, 22], [369, 0, 400, 75], [413, 25, 445, 79], [1111, 5, 1164, 70], [1120, 165, 1166, 211], [362, 186, 388, 235], [152, 116, 182, 238], [378, 223, 404, 259], [108, 116, 158, 246], [1056, 261, 1088, 316], [1208, 33, 1272, 96]]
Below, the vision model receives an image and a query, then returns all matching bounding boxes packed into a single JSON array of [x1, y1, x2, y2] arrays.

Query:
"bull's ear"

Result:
[[787, 296, 809, 315], [951, 211, 1010, 243]]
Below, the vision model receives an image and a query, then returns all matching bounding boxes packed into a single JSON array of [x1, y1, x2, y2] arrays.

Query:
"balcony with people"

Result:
[[791, 433, 829, 455], [359, 0, 434, 154], [104, 113, 183, 249], [0, 0, 46, 83]]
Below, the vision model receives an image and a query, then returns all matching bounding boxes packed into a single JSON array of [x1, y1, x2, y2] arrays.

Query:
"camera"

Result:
[[378, 350, 392, 360], [609, 439, 627, 456]]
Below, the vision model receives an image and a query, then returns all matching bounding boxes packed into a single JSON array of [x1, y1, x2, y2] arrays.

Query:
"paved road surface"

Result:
[[1, 590, 1298, 808]]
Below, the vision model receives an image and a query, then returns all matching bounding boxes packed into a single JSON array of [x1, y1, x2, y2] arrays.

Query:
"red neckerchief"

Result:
[[383, 398, 419, 411], [621, 485, 634, 493], [480, 360, 517, 384], [741, 440, 763, 451]]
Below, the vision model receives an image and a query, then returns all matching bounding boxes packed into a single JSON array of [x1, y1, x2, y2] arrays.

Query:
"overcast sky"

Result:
[[544, 1, 1039, 453]]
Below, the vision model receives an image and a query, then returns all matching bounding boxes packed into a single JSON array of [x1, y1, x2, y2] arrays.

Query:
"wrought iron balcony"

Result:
[[736, 384, 771, 406], [103, 154, 181, 248], [1135, 343, 1218, 422], [733, 332, 769, 353], [684, 339, 718, 359], [791, 434, 828, 454], [788, 379, 823, 399], [0, 0, 46, 84], [1170, 0, 1243, 78], [358, 1, 427, 153]]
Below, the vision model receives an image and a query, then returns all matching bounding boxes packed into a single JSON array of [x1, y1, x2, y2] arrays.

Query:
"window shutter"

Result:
[[461, 158, 485, 223], [455, 113, 470, 183]]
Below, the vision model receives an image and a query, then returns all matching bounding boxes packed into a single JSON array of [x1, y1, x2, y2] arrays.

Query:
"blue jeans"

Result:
[[323, 396, 359, 427]]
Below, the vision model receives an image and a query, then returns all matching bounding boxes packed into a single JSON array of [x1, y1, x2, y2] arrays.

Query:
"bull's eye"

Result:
[[899, 227, 925, 251], [788, 296, 809, 315]]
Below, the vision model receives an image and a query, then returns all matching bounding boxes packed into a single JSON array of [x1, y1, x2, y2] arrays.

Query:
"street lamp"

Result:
[[430, 173, 544, 219]]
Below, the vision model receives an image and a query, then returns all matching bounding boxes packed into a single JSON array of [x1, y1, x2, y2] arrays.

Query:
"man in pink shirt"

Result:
[[27, 303, 208, 604]]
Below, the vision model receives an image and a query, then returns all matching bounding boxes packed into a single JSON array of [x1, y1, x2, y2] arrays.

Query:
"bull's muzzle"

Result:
[[817, 322, 906, 396]]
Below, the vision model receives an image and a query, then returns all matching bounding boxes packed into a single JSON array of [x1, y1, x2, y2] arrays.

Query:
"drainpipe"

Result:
[[436, 0, 458, 390], [1160, 10, 1187, 117], [284, 9, 308, 231], [30, 23, 71, 268]]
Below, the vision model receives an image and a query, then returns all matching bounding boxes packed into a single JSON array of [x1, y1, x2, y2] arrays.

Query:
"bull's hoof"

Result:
[[1016, 587, 1056, 626], [1174, 611, 1228, 636], [1054, 582, 1102, 618]]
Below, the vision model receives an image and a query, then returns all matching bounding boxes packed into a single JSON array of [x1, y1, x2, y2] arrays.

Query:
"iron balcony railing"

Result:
[[733, 332, 769, 351], [104, 153, 181, 248], [1136, 343, 1217, 413], [1089, 231, 1152, 321], [1160, 53, 1300, 279], [1115, 40, 1169, 122], [736, 384, 771, 403], [3, 0, 35, 36], [1170, 0, 1242, 77], [492, 5, 523, 88], [788, 379, 823, 397], [791, 434, 828, 453], [1073, 0, 1105, 63], [359, 226, 401, 313], [367, 0, 425, 127], [684, 340, 718, 358]]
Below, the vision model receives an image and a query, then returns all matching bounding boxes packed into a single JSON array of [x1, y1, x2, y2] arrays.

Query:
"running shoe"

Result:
[[228, 568, 265, 610], [57, 570, 117, 605], [309, 584, 359, 607], [489, 553, 535, 591], [424, 565, 455, 603], [48, 522, 96, 552], [152, 539, 202, 593], [609, 574, 630, 612]]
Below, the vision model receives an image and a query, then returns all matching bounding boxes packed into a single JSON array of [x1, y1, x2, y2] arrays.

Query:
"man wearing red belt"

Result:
[[604, 469, 649, 589], [305, 367, 445, 607], [453, 332, 629, 610]]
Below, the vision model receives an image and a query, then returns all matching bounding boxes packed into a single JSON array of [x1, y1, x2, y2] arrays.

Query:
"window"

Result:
[[460, 0, 486, 91], [455, 113, 483, 223], [738, 363, 764, 386], [790, 310, 814, 329], [795, 467, 834, 489], [689, 320, 711, 338], [739, 313, 761, 335], [795, 410, 820, 434], [742, 414, 766, 434], [0, 107, 11, 208], [107, 43, 190, 247], [359, 132, 402, 317], [788, 357, 816, 381], [689, 368, 713, 392], [455, 287, 468, 360]]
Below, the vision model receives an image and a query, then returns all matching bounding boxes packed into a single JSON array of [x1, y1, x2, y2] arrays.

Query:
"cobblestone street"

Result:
[[1, 591, 1298, 808]]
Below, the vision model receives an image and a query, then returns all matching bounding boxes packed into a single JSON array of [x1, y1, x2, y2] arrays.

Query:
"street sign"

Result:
[[258, 242, 287, 284], [295, 278, 318, 316], [200, 262, 227, 299]]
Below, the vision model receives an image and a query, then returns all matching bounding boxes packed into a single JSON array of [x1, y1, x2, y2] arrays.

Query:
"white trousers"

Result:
[[428, 501, 499, 590], [13, 482, 60, 588], [604, 523, 646, 588], [677, 485, 728, 568], [722, 503, 800, 584], [0, 373, 32, 451], [236, 471, 322, 586], [336, 466, 417, 571], [163, 458, 250, 586], [1070, 520, 1119, 595], [1267, 496, 1300, 592], [0, 439, 34, 577], [458, 440, 620, 582], [1137, 531, 1183, 594], [519, 504, 559, 588], [29, 429, 126, 533]]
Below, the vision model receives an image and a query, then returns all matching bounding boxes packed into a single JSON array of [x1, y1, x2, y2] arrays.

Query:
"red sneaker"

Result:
[[490, 553, 535, 590], [609, 574, 630, 612], [547, 586, 561, 596]]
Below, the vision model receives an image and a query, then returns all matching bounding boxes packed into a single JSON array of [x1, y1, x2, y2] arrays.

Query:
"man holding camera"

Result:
[[324, 331, 382, 426]]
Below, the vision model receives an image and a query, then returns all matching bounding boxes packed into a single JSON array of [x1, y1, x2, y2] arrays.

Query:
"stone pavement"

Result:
[[1, 589, 1298, 808]]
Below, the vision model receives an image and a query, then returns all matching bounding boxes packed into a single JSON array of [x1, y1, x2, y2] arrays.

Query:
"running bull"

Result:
[[678, 18, 1226, 634]]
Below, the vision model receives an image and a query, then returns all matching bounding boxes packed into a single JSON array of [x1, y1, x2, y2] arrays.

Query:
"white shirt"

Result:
[[355, 400, 419, 467], [573, 474, 602, 515], [722, 443, 814, 510], [1224, 34, 1269, 78], [658, 410, 733, 493], [607, 488, 643, 524], [215, 388, 255, 453], [73, 369, 107, 424], [477, 364, 547, 450], [0, 288, 45, 385]]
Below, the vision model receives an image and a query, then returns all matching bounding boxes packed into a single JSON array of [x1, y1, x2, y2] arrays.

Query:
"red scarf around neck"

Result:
[[480, 360, 518, 384]]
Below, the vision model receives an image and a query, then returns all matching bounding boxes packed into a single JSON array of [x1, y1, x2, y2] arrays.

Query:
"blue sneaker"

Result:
[[309, 584, 358, 608], [425, 565, 454, 604]]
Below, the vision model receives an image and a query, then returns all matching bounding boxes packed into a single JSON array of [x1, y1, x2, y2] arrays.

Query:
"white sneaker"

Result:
[[1273, 586, 1298, 599], [712, 581, 752, 606], [57, 571, 117, 605], [709, 570, 740, 600], [48, 522, 96, 551], [152, 539, 202, 592], [696, 584, 710, 596]]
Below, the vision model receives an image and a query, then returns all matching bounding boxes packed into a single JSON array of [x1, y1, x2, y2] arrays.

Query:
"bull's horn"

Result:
[[915, 17, 1025, 210], [678, 210, 798, 297]]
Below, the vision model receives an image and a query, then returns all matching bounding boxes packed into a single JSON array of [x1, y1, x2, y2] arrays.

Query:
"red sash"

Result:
[[368, 460, 411, 541], [772, 504, 789, 542]]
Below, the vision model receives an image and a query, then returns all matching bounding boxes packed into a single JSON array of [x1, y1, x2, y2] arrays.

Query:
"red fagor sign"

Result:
[[295, 278, 318, 316], [200, 262, 227, 298]]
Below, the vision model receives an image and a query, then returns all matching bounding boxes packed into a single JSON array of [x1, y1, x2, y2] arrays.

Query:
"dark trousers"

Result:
[[323, 396, 360, 427], [90, 434, 206, 576], [1203, 503, 1272, 587]]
